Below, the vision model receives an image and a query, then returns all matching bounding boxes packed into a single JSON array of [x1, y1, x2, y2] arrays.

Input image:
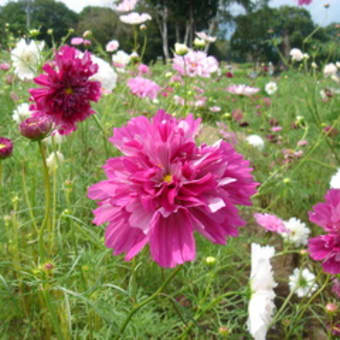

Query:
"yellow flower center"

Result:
[[0, 143, 5, 149], [65, 87, 73, 95], [163, 174, 173, 183]]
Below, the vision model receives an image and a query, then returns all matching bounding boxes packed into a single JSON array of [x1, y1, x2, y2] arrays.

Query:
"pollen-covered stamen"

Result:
[[163, 174, 173, 183], [0, 144, 5, 149], [64, 87, 73, 95]]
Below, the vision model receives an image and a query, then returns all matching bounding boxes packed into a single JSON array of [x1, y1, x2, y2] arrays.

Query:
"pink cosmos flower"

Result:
[[127, 76, 160, 100], [106, 40, 119, 52], [173, 51, 219, 78], [254, 213, 287, 233], [88, 110, 258, 268], [227, 84, 260, 96], [0, 63, 10, 71], [71, 37, 84, 45], [138, 63, 150, 75], [308, 189, 340, 274], [29, 46, 101, 135]]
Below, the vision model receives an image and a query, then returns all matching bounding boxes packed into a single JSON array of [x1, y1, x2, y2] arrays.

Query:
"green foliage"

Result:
[[0, 0, 78, 47], [231, 5, 338, 63]]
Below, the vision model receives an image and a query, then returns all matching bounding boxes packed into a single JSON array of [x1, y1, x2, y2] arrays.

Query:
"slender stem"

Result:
[[117, 265, 182, 338], [92, 114, 110, 158], [38, 141, 51, 259], [22, 163, 39, 233]]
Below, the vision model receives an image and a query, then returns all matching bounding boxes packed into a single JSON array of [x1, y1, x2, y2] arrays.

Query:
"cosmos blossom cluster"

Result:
[[88, 110, 258, 268]]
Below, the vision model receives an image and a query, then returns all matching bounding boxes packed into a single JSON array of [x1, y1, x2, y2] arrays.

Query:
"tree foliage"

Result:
[[0, 0, 78, 46], [230, 5, 332, 63]]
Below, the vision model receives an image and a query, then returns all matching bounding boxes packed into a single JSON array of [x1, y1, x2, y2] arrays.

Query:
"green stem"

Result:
[[38, 141, 51, 260], [116, 265, 182, 338], [92, 114, 110, 158], [22, 163, 39, 234]]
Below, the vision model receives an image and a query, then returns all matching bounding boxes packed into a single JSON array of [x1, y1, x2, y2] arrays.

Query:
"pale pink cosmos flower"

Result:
[[173, 50, 219, 78], [138, 63, 150, 75], [71, 37, 84, 45], [120, 12, 152, 25], [127, 76, 160, 100], [227, 84, 260, 96], [271, 126, 282, 132], [297, 140, 308, 147], [106, 40, 119, 52], [254, 213, 288, 233], [116, 0, 139, 12], [0, 63, 10, 70], [88, 110, 258, 267], [210, 106, 221, 112]]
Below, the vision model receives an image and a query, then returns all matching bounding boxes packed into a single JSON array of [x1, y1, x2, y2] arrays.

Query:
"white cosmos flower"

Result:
[[90, 55, 117, 93], [281, 217, 310, 247], [11, 38, 44, 80], [174, 43, 189, 56], [120, 12, 151, 25], [112, 50, 131, 70], [290, 48, 304, 62], [330, 168, 340, 189], [324, 63, 338, 77], [265, 81, 278, 95], [247, 243, 277, 340], [289, 268, 318, 298], [12, 103, 32, 123], [246, 135, 265, 150], [43, 131, 65, 145], [46, 151, 64, 170], [248, 290, 276, 340]]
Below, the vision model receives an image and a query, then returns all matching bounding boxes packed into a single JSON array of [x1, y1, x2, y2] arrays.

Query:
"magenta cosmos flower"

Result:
[[127, 76, 160, 100], [254, 213, 287, 233], [298, 0, 312, 5], [29, 46, 101, 135], [308, 189, 340, 274], [0, 137, 13, 159], [88, 110, 258, 268]]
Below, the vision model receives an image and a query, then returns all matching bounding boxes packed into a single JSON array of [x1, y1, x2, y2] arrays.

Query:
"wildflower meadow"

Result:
[[0, 0, 340, 339]]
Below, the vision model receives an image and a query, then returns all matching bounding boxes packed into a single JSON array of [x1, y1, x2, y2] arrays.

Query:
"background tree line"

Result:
[[0, 0, 338, 63]]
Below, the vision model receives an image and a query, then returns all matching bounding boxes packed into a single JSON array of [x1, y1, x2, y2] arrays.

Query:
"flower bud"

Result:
[[194, 38, 206, 48], [205, 256, 216, 265], [325, 302, 338, 313], [175, 43, 189, 56], [46, 151, 64, 170], [218, 326, 229, 336], [0, 137, 13, 159], [19, 115, 52, 141]]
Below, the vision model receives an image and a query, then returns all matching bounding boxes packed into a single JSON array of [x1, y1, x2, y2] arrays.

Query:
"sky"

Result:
[[57, 0, 339, 26]]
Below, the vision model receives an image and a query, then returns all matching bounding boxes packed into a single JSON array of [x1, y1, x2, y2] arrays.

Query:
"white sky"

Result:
[[57, 0, 339, 26]]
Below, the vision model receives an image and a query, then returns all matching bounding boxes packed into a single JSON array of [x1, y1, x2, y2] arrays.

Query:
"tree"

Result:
[[230, 6, 322, 62], [0, 0, 78, 46]]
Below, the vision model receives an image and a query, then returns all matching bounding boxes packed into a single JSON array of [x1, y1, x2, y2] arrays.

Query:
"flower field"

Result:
[[1, 5, 340, 339]]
